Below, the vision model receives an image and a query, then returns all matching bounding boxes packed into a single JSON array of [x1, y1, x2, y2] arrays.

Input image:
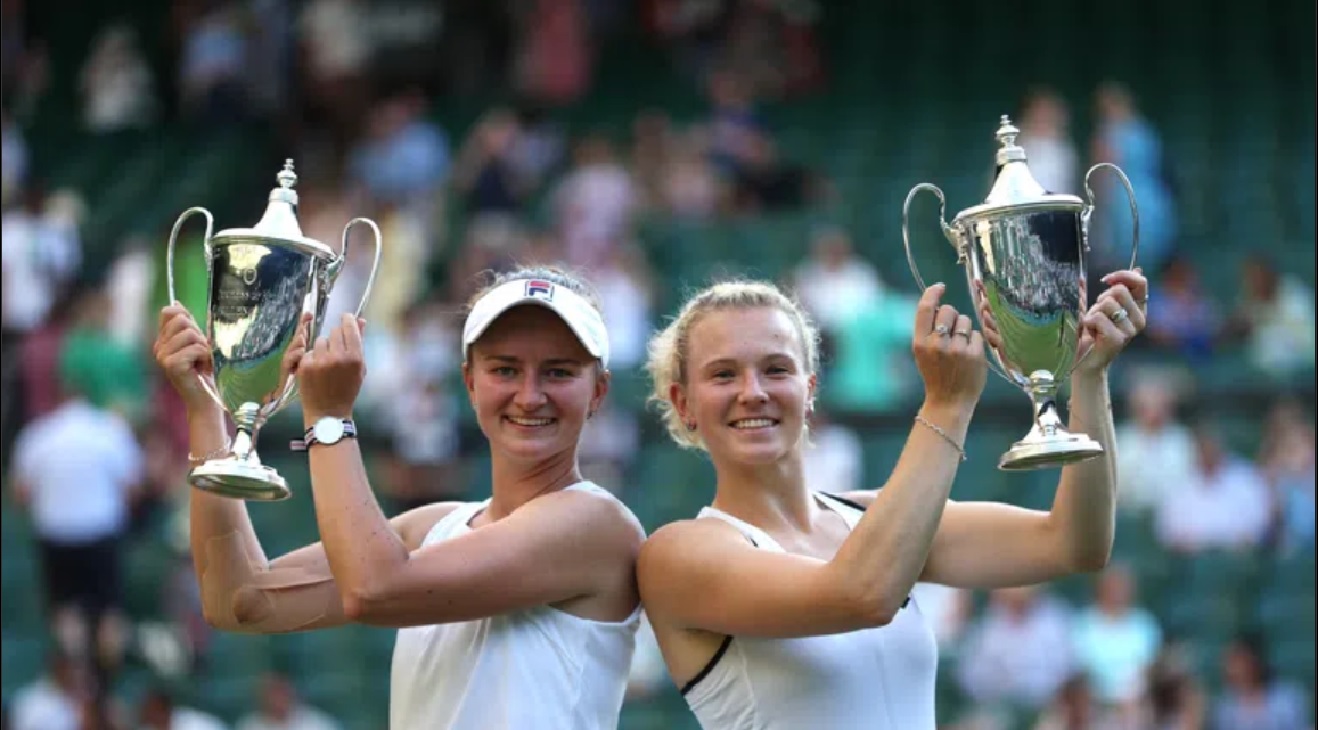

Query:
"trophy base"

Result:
[[189, 458, 291, 501], [999, 431, 1104, 471]]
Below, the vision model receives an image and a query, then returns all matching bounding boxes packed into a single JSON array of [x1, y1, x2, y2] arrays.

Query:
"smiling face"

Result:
[[673, 306, 814, 466], [464, 305, 608, 465]]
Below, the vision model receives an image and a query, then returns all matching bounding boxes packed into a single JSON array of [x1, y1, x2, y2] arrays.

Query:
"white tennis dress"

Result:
[[682, 492, 940, 730], [389, 482, 641, 730]]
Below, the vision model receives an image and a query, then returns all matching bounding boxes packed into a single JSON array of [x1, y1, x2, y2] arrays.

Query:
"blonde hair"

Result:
[[645, 279, 821, 450]]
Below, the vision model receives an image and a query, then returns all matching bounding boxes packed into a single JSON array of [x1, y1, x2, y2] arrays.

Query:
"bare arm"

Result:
[[640, 284, 988, 639], [305, 437, 642, 627], [640, 401, 974, 639], [186, 405, 456, 633], [838, 374, 1119, 590], [896, 273, 1145, 589]]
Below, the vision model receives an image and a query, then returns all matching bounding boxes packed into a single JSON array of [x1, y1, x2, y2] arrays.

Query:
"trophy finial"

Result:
[[277, 159, 298, 190], [995, 115, 1026, 165], [252, 157, 304, 239]]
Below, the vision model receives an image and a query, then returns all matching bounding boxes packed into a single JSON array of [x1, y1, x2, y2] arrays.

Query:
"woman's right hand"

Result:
[[912, 283, 988, 408], [154, 303, 218, 414]]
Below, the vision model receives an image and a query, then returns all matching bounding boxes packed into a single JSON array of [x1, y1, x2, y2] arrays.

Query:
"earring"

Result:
[[685, 422, 697, 431]]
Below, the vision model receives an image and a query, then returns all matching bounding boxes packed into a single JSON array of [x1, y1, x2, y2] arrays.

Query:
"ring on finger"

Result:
[[954, 329, 972, 340], [1109, 308, 1129, 324], [934, 324, 950, 336]]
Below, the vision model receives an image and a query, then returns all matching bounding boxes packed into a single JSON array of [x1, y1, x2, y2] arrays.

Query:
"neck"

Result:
[[710, 451, 817, 533], [487, 448, 584, 520]]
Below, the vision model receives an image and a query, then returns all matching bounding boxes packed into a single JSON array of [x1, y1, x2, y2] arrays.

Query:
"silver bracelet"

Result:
[[915, 415, 967, 461], [187, 441, 232, 467]]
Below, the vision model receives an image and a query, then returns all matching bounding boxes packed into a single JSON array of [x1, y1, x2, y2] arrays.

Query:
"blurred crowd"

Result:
[[1, 1, 1314, 729]]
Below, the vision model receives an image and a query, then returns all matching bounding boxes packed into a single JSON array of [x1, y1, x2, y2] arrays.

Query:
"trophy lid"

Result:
[[955, 115, 1083, 222], [211, 159, 336, 258]]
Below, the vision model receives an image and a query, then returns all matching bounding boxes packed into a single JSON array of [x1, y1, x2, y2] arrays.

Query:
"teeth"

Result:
[[508, 417, 554, 427], [732, 418, 776, 429]]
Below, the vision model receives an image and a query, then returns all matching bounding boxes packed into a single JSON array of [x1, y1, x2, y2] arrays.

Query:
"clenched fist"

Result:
[[1075, 269, 1148, 374], [298, 312, 368, 424], [911, 283, 989, 409], [153, 303, 218, 413]]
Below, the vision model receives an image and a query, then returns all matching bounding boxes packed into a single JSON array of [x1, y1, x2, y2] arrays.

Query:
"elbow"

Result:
[[1065, 538, 1114, 574], [1071, 548, 1113, 574], [834, 578, 901, 629], [339, 581, 393, 624], [340, 589, 372, 622], [216, 586, 273, 633]]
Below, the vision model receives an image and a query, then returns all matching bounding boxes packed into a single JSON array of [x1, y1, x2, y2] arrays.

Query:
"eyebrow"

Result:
[[699, 353, 797, 370]]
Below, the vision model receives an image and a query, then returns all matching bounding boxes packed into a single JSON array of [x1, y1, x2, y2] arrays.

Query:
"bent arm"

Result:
[[917, 371, 1116, 589], [640, 401, 972, 639], [188, 406, 454, 633], [306, 438, 642, 627], [186, 405, 342, 633]]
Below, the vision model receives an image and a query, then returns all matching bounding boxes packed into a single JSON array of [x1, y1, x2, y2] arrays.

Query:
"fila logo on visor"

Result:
[[525, 280, 555, 300]]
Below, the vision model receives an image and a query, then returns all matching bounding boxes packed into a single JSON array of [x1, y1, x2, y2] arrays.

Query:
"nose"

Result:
[[737, 371, 769, 406], [513, 371, 548, 411]]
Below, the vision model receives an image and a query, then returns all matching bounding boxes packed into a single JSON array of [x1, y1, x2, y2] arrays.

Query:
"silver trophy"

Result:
[[902, 116, 1138, 470], [166, 160, 382, 500]]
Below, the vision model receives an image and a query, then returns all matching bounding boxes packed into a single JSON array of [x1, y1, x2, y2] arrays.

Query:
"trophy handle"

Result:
[[338, 217, 383, 318], [166, 207, 214, 305], [902, 183, 962, 292], [1070, 163, 1141, 376], [1082, 162, 1140, 271]]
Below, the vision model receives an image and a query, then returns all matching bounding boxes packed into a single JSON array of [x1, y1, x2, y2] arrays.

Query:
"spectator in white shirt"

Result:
[[958, 586, 1076, 710], [9, 356, 143, 675], [1114, 370, 1197, 514], [1156, 422, 1272, 554]]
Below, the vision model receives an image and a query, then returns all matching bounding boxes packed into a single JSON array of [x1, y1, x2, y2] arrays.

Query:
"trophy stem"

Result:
[[998, 384, 1104, 471], [188, 405, 289, 501]]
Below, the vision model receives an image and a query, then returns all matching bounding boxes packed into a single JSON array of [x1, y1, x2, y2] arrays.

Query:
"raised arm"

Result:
[[157, 304, 455, 634], [640, 284, 987, 638], [296, 314, 644, 627], [913, 270, 1148, 589], [188, 403, 454, 633]]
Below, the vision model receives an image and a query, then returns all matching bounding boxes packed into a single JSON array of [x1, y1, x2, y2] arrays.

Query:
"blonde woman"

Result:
[[639, 271, 1147, 729]]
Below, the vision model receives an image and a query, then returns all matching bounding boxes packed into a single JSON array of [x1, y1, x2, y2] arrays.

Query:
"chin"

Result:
[[726, 439, 792, 465]]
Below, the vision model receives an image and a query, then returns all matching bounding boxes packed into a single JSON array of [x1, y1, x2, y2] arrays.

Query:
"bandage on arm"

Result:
[[187, 406, 344, 633], [200, 532, 346, 633], [193, 489, 457, 634]]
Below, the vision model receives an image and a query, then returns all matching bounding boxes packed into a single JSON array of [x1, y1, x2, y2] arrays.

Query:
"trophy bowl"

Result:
[[902, 116, 1139, 470], [166, 160, 381, 499]]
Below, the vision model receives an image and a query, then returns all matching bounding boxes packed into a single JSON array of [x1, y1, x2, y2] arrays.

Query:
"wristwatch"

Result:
[[290, 417, 357, 451]]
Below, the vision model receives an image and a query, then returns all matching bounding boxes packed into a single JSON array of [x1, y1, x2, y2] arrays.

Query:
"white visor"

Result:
[[462, 278, 610, 368]]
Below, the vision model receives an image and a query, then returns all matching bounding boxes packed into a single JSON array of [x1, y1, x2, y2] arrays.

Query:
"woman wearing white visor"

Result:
[[153, 267, 644, 730]]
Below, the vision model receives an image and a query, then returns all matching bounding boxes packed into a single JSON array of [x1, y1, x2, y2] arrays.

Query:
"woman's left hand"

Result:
[[1075, 269, 1148, 375], [298, 313, 368, 423]]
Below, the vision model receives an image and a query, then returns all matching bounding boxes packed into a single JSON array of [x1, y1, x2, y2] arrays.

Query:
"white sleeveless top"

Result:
[[683, 492, 939, 730], [389, 482, 641, 730]]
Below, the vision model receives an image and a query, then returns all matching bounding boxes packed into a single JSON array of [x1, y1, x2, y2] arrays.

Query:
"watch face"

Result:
[[315, 418, 345, 444]]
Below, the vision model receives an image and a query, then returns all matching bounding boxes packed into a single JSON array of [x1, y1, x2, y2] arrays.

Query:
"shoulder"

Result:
[[537, 486, 647, 549], [639, 517, 754, 576]]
